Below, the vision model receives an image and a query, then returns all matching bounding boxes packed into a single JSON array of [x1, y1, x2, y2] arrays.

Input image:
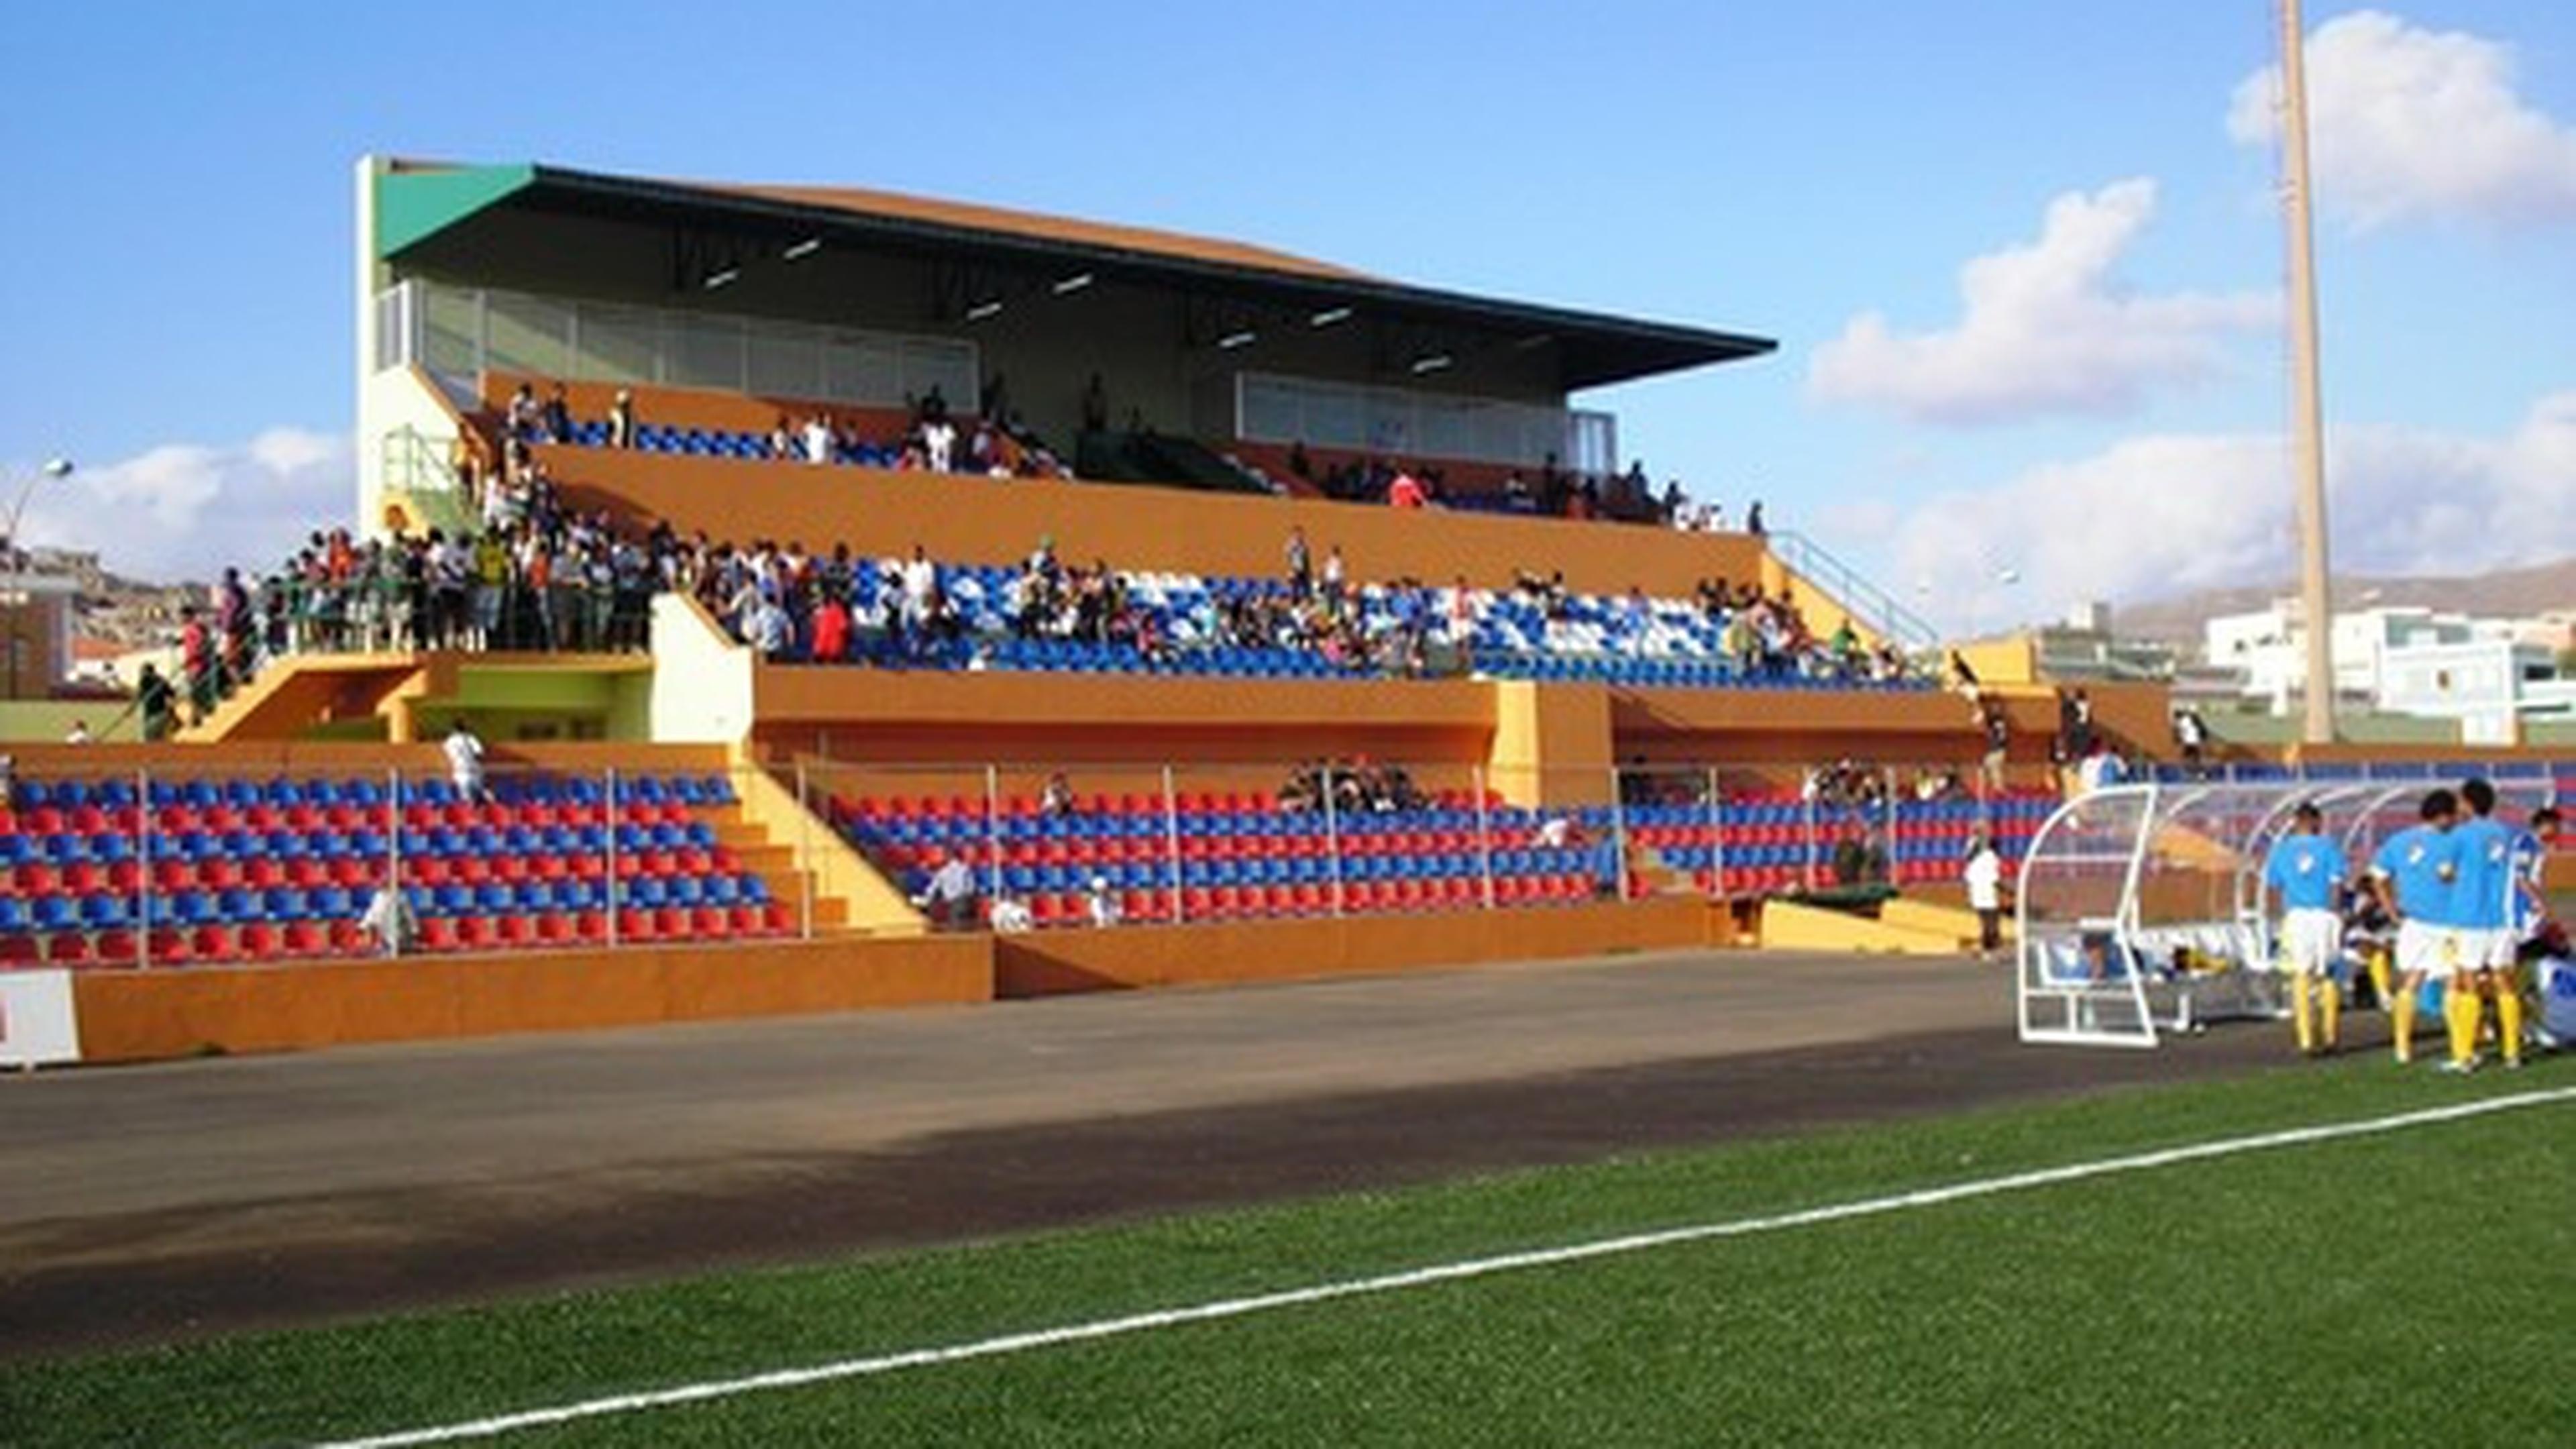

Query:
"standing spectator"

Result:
[[801, 414, 833, 466], [2174, 706, 2209, 775], [541, 383, 572, 444], [1285, 527, 1313, 598], [1977, 697, 2011, 797], [1081, 373, 1109, 433], [1322, 545, 1346, 599], [810, 591, 851, 663], [506, 382, 540, 439], [608, 389, 636, 449], [1745, 500, 1766, 536], [1387, 467, 1428, 509], [443, 718, 489, 804], [1964, 833, 2005, 961], [136, 663, 177, 742]]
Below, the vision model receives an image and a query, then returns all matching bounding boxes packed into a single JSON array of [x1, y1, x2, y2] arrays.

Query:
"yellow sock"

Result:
[[2368, 950, 2392, 1011], [2496, 983, 2524, 1065], [2292, 973, 2317, 1053], [2320, 974, 2341, 1049], [2392, 985, 2417, 1063], [2444, 981, 2481, 1066]]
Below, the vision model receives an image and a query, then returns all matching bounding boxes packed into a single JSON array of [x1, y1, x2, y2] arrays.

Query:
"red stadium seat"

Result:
[[189, 925, 239, 962], [238, 922, 284, 959], [92, 930, 142, 967], [280, 922, 331, 958], [535, 912, 576, 946], [616, 908, 657, 943], [419, 918, 462, 953], [145, 928, 193, 965], [495, 915, 536, 947], [46, 932, 94, 965]]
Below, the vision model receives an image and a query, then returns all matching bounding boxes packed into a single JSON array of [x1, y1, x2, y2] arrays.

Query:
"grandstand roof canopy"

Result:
[[377, 160, 1775, 392]]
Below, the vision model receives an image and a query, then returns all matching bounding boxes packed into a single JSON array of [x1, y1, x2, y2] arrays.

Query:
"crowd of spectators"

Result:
[[1275, 757, 1428, 815], [503, 378, 1073, 482]]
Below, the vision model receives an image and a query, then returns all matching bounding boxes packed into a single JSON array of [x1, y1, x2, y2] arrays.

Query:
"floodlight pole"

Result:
[[2279, 0, 2336, 745]]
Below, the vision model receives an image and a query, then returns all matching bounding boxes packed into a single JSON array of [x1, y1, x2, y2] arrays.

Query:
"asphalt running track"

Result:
[[0, 948, 2328, 1359]]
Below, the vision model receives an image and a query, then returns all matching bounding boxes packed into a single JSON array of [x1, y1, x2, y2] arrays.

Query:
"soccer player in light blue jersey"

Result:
[[2367, 790, 2461, 1068], [2262, 802, 2348, 1056], [2451, 780, 2523, 1068]]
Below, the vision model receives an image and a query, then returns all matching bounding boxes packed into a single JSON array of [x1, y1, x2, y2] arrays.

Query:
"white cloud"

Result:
[[1807, 178, 2275, 425], [2228, 9, 2576, 228], [1854, 391, 2576, 633], [17, 428, 351, 584]]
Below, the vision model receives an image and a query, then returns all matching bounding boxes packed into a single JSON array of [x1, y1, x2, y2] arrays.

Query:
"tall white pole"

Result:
[[2279, 0, 2337, 744]]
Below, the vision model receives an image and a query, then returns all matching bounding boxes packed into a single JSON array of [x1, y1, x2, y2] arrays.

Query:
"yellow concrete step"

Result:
[[1758, 900, 1967, 956]]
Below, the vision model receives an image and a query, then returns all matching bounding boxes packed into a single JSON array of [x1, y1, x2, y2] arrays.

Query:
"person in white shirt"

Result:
[[360, 875, 418, 957], [1964, 833, 2005, 960], [920, 417, 957, 473], [1085, 875, 1123, 928], [802, 415, 834, 466], [63, 720, 91, 745], [987, 892, 1034, 934], [442, 720, 488, 802], [910, 851, 977, 930], [900, 547, 938, 629]]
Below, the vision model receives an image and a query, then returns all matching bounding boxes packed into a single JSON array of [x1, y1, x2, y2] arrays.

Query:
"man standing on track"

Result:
[[2367, 790, 2462, 1069], [2263, 802, 2348, 1056], [2451, 780, 2524, 1070]]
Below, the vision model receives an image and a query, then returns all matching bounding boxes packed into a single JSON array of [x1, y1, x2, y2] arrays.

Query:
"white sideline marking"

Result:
[[310, 1085, 2576, 1448]]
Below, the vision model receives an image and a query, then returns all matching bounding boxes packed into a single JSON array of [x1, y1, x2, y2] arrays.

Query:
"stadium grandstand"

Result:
[[0, 154, 2563, 1071]]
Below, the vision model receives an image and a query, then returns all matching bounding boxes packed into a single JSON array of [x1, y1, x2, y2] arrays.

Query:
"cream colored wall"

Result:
[[646, 595, 755, 742]]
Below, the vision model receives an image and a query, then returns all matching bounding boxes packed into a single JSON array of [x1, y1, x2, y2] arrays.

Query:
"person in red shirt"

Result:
[[1387, 468, 1428, 508], [810, 593, 851, 663]]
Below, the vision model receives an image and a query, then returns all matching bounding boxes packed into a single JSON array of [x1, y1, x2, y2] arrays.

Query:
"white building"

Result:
[[2204, 600, 2576, 737]]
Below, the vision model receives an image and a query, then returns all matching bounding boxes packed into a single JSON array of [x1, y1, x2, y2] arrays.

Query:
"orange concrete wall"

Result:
[[994, 897, 1715, 996], [5, 739, 732, 784], [72, 934, 991, 1063], [536, 445, 1767, 598], [754, 667, 1494, 767]]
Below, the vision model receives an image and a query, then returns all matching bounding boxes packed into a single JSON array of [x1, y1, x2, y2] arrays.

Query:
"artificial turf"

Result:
[[3, 1053, 2569, 1447]]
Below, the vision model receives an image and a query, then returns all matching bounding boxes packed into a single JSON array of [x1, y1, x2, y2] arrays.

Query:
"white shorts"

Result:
[[2463, 927, 2517, 971], [2279, 908, 2341, 976], [2394, 920, 2466, 978]]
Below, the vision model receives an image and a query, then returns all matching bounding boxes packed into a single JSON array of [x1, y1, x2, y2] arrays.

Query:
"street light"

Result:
[[5, 457, 74, 562], [3, 458, 72, 700]]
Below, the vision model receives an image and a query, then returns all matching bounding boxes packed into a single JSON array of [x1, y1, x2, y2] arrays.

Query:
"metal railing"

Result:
[[1766, 529, 1941, 654]]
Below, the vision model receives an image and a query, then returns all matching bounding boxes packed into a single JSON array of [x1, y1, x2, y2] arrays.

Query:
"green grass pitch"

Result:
[[5, 1055, 2570, 1447]]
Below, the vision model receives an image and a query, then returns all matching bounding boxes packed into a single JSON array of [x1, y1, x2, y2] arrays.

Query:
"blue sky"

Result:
[[1, 1, 2569, 629]]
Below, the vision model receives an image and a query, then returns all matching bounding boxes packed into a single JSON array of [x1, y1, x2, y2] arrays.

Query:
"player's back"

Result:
[[2372, 824, 2457, 924], [2449, 816, 2513, 930]]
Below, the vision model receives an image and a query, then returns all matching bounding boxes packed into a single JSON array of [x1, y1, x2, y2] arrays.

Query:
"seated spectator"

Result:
[[910, 849, 977, 930], [1040, 772, 1079, 817], [988, 891, 1034, 934], [1085, 875, 1123, 928], [1387, 468, 1428, 509], [63, 720, 91, 745], [360, 873, 419, 957]]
